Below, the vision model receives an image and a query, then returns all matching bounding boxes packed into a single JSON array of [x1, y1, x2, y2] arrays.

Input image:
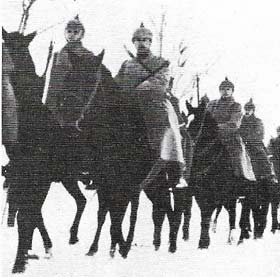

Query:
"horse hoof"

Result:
[[44, 248, 53, 259], [12, 259, 26, 274], [69, 236, 79, 244], [183, 232, 189, 241], [110, 249, 115, 258], [86, 249, 96, 256], [168, 244, 177, 253], [211, 224, 217, 233], [237, 238, 244, 245], [198, 239, 209, 249], [154, 245, 160, 251], [271, 223, 280, 233], [119, 247, 128, 259]]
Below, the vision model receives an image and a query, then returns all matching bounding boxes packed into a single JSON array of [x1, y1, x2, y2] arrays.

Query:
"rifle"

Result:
[[123, 45, 170, 88]]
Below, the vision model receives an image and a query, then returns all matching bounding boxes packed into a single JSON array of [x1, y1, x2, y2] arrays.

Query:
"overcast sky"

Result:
[[2, 0, 280, 142]]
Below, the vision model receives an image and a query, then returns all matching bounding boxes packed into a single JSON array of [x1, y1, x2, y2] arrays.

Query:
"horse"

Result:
[[144, 169, 192, 253], [85, 67, 193, 257], [2, 29, 55, 273], [187, 98, 255, 248], [85, 81, 155, 258], [143, 94, 193, 253], [3, 28, 113, 273]]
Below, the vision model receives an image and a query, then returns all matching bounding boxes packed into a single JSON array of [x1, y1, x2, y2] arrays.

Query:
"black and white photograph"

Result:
[[1, 0, 280, 276]]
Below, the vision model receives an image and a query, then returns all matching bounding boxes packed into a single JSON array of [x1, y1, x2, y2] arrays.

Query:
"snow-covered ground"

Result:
[[1, 181, 280, 277]]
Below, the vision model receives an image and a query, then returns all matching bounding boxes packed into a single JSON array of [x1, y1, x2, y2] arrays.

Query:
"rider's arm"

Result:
[[218, 103, 242, 136], [255, 119, 265, 141], [143, 65, 169, 91]]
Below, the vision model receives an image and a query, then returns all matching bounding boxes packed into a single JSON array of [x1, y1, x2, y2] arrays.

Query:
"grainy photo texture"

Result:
[[1, 0, 280, 276]]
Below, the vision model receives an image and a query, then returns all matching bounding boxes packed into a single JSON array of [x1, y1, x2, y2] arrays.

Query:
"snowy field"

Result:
[[1, 181, 280, 277]]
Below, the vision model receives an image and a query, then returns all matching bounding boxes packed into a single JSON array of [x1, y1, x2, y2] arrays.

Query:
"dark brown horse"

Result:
[[2, 29, 55, 273], [143, 94, 193, 253], [2, 28, 110, 273], [188, 99, 255, 248]]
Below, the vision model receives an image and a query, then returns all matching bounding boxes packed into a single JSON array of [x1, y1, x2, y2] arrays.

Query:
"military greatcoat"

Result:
[[267, 136, 280, 180], [115, 53, 184, 164], [45, 42, 113, 177], [239, 114, 272, 180], [206, 97, 255, 181]]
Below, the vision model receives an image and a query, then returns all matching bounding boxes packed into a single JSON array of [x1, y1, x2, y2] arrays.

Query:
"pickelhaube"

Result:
[[132, 23, 153, 42], [244, 98, 255, 111], [219, 77, 234, 91], [65, 15, 85, 34]]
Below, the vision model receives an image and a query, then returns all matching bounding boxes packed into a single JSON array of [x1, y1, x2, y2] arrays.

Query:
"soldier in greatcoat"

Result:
[[267, 126, 280, 231], [206, 78, 255, 181], [239, 98, 274, 181], [46, 16, 115, 183], [240, 99, 278, 234], [115, 23, 187, 188], [268, 126, 280, 182]]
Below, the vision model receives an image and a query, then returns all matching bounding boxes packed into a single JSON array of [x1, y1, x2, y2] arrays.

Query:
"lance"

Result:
[[42, 40, 54, 79], [196, 74, 200, 106]]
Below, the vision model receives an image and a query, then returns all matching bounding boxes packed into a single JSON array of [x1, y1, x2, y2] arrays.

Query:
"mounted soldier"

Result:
[[46, 15, 112, 182], [268, 126, 280, 182], [267, 126, 280, 231], [206, 77, 255, 181], [115, 23, 187, 188], [239, 98, 279, 236], [239, 98, 275, 181], [45, 15, 116, 243]]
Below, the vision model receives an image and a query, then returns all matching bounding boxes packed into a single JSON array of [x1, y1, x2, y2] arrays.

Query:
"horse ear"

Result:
[[2, 27, 8, 42], [97, 49, 105, 64], [24, 31, 37, 44]]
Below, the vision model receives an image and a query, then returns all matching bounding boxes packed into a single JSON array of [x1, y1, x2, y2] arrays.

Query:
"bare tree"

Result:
[[150, 10, 167, 57], [18, 0, 37, 34]]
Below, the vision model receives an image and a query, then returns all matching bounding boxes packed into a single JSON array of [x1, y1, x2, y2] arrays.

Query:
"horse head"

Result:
[[2, 28, 37, 75]]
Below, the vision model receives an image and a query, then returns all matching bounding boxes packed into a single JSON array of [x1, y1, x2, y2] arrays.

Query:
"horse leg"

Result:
[[62, 177, 86, 244], [168, 188, 186, 253], [198, 200, 215, 249], [152, 203, 166, 251], [182, 191, 192, 240], [12, 209, 33, 274], [123, 194, 140, 257], [254, 200, 269, 239], [36, 212, 53, 257], [224, 199, 237, 244], [167, 208, 181, 253], [238, 197, 251, 244], [7, 177, 19, 227], [87, 198, 108, 256], [110, 202, 128, 258], [253, 182, 269, 239], [211, 204, 222, 233], [271, 199, 280, 233], [33, 180, 52, 256]]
